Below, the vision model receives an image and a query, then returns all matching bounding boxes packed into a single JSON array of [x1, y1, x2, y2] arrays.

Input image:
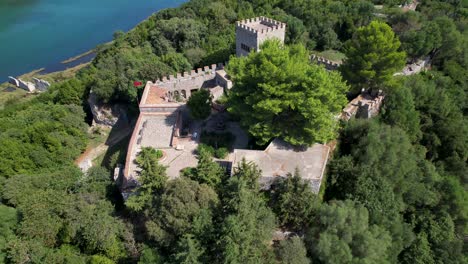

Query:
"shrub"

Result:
[[155, 149, 163, 159], [214, 148, 229, 159], [197, 144, 215, 156], [200, 131, 235, 150]]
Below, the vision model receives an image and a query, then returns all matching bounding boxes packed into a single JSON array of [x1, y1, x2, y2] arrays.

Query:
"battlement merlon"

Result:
[[154, 63, 226, 84], [236, 17, 286, 34], [139, 63, 229, 108]]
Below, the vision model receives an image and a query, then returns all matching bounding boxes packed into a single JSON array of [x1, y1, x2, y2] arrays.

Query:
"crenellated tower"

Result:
[[235, 17, 286, 57]]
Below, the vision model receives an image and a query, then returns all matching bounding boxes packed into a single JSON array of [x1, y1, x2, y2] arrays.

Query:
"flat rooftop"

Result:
[[232, 139, 330, 193], [144, 85, 168, 105]]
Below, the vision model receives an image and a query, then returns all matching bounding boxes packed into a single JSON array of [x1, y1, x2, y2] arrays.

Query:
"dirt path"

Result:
[[75, 126, 132, 172]]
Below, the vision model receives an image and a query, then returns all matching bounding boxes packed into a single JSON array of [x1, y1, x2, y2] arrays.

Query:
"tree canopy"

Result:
[[270, 171, 318, 231], [340, 20, 406, 92], [219, 176, 276, 263], [306, 200, 392, 264], [187, 89, 212, 120], [126, 147, 168, 211], [227, 40, 348, 146]]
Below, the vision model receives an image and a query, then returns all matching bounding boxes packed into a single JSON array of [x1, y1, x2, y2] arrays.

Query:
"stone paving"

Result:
[[162, 137, 199, 178], [124, 113, 177, 187], [139, 113, 177, 148]]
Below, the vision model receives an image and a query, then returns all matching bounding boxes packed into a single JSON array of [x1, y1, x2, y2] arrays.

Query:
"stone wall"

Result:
[[138, 63, 231, 113], [8, 76, 51, 92], [394, 56, 431, 76], [310, 54, 342, 70], [155, 64, 218, 99], [215, 69, 233, 90], [256, 20, 286, 50], [341, 91, 384, 121], [236, 25, 259, 57], [9, 76, 36, 92], [140, 104, 182, 113], [33, 78, 51, 91]]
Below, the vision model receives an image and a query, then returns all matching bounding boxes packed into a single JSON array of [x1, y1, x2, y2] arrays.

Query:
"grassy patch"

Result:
[[314, 50, 347, 63], [88, 126, 111, 148]]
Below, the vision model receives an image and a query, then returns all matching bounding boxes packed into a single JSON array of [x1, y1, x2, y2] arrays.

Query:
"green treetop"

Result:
[[340, 20, 406, 92], [126, 147, 167, 211], [187, 89, 212, 120], [276, 236, 311, 264], [219, 176, 276, 263], [227, 40, 348, 146], [184, 149, 225, 188], [306, 200, 392, 264]]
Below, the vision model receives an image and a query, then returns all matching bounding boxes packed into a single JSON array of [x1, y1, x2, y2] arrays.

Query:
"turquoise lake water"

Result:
[[0, 0, 186, 80]]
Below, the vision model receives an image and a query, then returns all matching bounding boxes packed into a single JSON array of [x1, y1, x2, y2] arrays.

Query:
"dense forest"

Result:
[[0, 0, 466, 263]]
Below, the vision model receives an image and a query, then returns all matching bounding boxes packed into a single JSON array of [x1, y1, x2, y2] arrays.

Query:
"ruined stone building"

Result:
[[232, 139, 330, 193], [236, 17, 286, 57], [341, 90, 385, 121], [8, 76, 50, 92]]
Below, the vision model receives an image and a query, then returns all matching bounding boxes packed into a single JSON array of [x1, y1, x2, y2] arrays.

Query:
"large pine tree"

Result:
[[227, 40, 348, 146], [340, 20, 406, 92]]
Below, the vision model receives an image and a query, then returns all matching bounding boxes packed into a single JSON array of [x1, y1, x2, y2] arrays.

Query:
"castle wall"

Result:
[[256, 27, 285, 50], [140, 105, 182, 113], [215, 69, 233, 90], [8, 76, 51, 92], [341, 91, 384, 121], [310, 54, 342, 70], [139, 63, 230, 111], [236, 26, 258, 57], [155, 64, 217, 95], [152, 64, 226, 101]]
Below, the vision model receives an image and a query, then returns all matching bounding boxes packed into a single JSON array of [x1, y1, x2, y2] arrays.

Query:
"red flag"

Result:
[[133, 81, 142, 87]]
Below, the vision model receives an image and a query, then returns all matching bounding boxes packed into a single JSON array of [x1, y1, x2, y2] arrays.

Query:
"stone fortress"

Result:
[[121, 17, 383, 196]]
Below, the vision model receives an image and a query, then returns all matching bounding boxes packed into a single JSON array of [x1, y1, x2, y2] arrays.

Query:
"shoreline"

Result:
[[61, 49, 96, 64], [1, 61, 91, 87], [3, 2, 175, 81], [0, 61, 91, 109]]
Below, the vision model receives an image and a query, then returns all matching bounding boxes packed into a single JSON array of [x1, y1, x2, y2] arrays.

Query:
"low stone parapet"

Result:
[[310, 54, 341, 70]]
